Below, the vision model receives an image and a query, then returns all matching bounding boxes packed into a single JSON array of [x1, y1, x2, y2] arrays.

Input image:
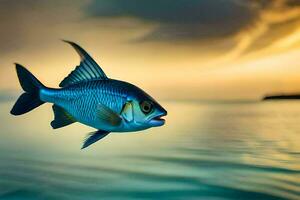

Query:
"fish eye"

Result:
[[140, 101, 153, 114]]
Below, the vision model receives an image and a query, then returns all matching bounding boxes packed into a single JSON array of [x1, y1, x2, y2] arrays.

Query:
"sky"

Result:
[[1, 0, 300, 100]]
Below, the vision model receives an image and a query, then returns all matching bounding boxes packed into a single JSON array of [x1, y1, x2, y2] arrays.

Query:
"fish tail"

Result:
[[11, 64, 45, 115]]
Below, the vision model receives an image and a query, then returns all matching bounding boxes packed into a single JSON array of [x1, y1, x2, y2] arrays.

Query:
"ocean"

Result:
[[0, 101, 299, 200]]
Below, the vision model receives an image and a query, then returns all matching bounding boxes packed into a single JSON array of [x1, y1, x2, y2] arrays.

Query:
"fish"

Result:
[[10, 40, 167, 149]]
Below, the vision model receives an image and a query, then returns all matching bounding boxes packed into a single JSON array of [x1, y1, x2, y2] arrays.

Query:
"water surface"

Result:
[[0, 101, 299, 200]]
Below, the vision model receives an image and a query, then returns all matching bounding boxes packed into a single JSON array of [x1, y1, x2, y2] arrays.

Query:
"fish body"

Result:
[[11, 41, 167, 149], [40, 79, 164, 132]]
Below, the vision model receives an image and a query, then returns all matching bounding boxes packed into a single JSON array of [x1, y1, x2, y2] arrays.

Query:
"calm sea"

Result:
[[0, 101, 299, 200]]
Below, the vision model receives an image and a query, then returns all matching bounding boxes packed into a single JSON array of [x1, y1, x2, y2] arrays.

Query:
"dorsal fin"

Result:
[[59, 40, 108, 87]]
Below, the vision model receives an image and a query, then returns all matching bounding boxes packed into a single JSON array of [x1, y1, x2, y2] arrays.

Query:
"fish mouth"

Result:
[[149, 112, 167, 127]]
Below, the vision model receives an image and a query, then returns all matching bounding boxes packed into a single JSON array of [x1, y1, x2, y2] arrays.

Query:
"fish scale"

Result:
[[43, 80, 128, 127]]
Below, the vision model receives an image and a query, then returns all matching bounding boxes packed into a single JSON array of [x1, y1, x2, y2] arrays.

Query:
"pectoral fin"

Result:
[[97, 104, 122, 126], [81, 130, 110, 149]]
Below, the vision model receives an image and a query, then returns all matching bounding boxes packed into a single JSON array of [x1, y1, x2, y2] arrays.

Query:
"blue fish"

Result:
[[11, 41, 167, 149]]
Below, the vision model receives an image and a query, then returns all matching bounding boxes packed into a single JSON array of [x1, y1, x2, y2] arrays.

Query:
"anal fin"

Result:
[[51, 105, 76, 129]]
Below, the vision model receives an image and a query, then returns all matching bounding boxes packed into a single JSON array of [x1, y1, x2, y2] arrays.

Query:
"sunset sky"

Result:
[[1, 0, 300, 100]]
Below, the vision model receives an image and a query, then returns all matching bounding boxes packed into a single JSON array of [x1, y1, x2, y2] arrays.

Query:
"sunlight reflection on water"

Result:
[[0, 101, 299, 200]]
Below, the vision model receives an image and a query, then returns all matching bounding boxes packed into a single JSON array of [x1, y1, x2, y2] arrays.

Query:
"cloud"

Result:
[[286, 0, 300, 7], [0, 0, 83, 55], [87, 0, 258, 41], [86, 0, 300, 61], [236, 0, 300, 54]]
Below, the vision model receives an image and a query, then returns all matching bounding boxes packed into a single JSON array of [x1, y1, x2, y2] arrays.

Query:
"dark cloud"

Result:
[[251, 0, 300, 8], [286, 0, 300, 7], [87, 0, 258, 41]]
